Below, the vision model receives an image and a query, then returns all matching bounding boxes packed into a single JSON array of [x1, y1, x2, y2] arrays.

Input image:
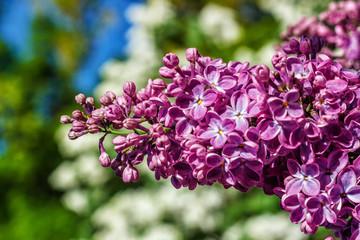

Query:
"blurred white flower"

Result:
[[199, 3, 243, 45], [244, 213, 306, 240], [62, 189, 89, 215], [49, 161, 79, 190]]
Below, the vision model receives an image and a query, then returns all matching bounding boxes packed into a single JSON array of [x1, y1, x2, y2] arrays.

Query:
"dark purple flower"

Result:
[[205, 153, 236, 185], [330, 168, 360, 206], [315, 150, 348, 189], [229, 156, 262, 188], [306, 193, 337, 225], [222, 132, 258, 159], [267, 89, 304, 119]]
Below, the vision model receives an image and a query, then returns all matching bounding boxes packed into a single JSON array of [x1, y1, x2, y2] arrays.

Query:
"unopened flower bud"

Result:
[[99, 138, 111, 167], [113, 135, 128, 152], [100, 93, 114, 106], [111, 154, 122, 170], [122, 165, 139, 183], [72, 110, 84, 120], [156, 135, 171, 151], [186, 48, 199, 63], [300, 37, 312, 54], [123, 81, 136, 97], [311, 36, 324, 53], [60, 115, 71, 124], [123, 118, 139, 130], [163, 53, 179, 69], [289, 38, 300, 53], [126, 133, 143, 145], [99, 152, 111, 167], [152, 78, 167, 91], [252, 64, 270, 82], [112, 120, 123, 129], [159, 66, 177, 79], [72, 120, 87, 132], [149, 123, 164, 138], [88, 124, 101, 134], [75, 93, 86, 105], [86, 97, 95, 106], [91, 108, 105, 120]]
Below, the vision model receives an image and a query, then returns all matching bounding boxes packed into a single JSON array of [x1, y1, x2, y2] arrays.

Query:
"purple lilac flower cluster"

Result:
[[62, 43, 360, 238], [282, 0, 360, 69]]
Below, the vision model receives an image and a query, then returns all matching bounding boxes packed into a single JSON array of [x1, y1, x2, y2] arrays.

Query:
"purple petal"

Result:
[[287, 159, 301, 176], [168, 106, 185, 119], [206, 153, 223, 167], [287, 102, 304, 118], [328, 150, 348, 172], [235, 117, 248, 133], [339, 169, 357, 192], [324, 207, 337, 224], [258, 119, 281, 140], [285, 90, 300, 103], [302, 164, 319, 178], [312, 208, 325, 225], [190, 82, 204, 98], [190, 104, 207, 120], [211, 134, 227, 149], [347, 186, 360, 203], [207, 111, 222, 129], [306, 197, 320, 211], [176, 94, 195, 109], [197, 128, 218, 140], [201, 89, 218, 106], [218, 75, 237, 90], [207, 166, 222, 180], [302, 179, 320, 196], [204, 65, 220, 84], [286, 178, 303, 195], [290, 207, 306, 223], [268, 97, 286, 118], [232, 91, 249, 112], [222, 119, 235, 134], [326, 79, 348, 93]]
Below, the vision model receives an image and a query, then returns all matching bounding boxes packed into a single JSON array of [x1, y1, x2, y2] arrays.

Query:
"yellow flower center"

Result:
[[283, 101, 288, 107], [197, 99, 202, 104], [212, 84, 217, 88], [237, 114, 242, 118], [238, 143, 244, 148], [218, 130, 223, 135]]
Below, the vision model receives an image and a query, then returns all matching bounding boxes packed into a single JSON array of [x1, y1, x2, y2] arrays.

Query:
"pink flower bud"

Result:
[[113, 135, 128, 152], [86, 97, 95, 106], [123, 118, 139, 130], [92, 108, 105, 120], [72, 110, 84, 120], [99, 152, 111, 167], [72, 120, 87, 132], [75, 93, 86, 105], [152, 78, 167, 92], [149, 123, 164, 138], [122, 165, 139, 183], [123, 81, 136, 97], [186, 48, 199, 63], [163, 53, 179, 69], [88, 124, 101, 134], [60, 115, 71, 124], [159, 66, 177, 79]]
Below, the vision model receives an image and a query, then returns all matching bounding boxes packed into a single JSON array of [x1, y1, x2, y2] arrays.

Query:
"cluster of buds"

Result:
[[282, 0, 360, 69]]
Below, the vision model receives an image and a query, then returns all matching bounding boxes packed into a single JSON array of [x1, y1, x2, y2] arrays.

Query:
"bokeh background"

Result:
[[0, 0, 338, 239]]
